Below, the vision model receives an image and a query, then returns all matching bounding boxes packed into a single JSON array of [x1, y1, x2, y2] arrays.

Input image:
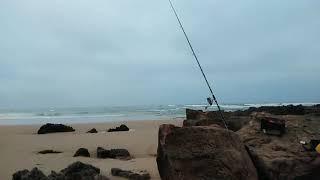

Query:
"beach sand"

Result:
[[0, 119, 183, 179]]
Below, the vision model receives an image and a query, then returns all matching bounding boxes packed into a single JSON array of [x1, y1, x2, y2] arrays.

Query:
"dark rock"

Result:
[[111, 168, 151, 180], [237, 112, 320, 180], [108, 124, 129, 132], [87, 128, 98, 133], [59, 161, 100, 179], [259, 115, 286, 136], [97, 147, 110, 159], [240, 104, 306, 116], [13, 162, 106, 180], [73, 148, 90, 157], [37, 123, 75, 134], [97, 147, 130, 159], [38, 150, 62, 154], [13, 167, 47, 180], [109, 149, 131, 160], [184, 108, 250, 131], [156, 124, 258, 180]]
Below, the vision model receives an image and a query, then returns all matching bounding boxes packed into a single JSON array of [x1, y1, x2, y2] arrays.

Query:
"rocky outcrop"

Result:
[[111, 168, 151, 180], [97, 147, 131, 160], [73, 148, 90, 157], [184, 108, 250, 131], [108, 124, 129, 132], [38, 150, 62, 154], [237, 112, 320, 180], [37, 123, 75, 134], [87, 128, 98, 133], [13, 162, 109, 180], [156, 124, 258, 180]]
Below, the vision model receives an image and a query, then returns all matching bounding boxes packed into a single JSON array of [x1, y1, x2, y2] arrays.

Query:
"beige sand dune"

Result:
[[0, 119, 183, 179]]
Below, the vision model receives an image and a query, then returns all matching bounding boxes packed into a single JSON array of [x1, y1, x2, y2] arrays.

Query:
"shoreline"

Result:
[[0, 119, 183, 179]]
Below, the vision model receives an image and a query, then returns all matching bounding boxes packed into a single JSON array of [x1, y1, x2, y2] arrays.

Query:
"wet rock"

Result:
[[87, 128, 98, 133], [12, 167, 47, 180], [38, 150, 62, 154], [73, 148, 90, 157], [37, 123, 75, 134], [237, 113, 320, 180], [156, 124, 258, 180], [111, 168, 151, 180], [97, 147, 110, 159], [108, 124, 129, 132]]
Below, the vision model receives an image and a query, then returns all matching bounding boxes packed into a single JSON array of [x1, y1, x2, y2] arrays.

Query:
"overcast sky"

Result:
[[0, 0, 319, 108]]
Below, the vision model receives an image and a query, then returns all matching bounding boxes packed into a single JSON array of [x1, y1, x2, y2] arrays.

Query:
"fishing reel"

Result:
[[205, 97, 213, 110]]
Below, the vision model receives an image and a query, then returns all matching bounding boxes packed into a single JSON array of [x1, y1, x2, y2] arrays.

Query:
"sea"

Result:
[[0, 103, 318, 125]]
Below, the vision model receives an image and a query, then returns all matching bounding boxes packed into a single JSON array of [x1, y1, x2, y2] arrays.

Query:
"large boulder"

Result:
[[237, 112, 320, 180], [156, 124, 258, 180], [73, 148, 90, 157], [37, 123, 75, 134]]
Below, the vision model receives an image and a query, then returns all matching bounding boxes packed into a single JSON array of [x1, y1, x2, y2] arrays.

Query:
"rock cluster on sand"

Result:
[[97, 147, 131, 160], [87, 128, 98, 133], [73, 148, 90, 157], [107, 124, 129, 132], [37, 123, 75, 134], [38, 150, 62, 154], [237, 112, 320, 179], [13, 161, 109, 180], [156, 124, 258, 180], [111, 168, 151, 180]]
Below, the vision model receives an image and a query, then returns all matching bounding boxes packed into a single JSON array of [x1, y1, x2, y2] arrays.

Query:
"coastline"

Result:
[[0, 119, 183, 179]]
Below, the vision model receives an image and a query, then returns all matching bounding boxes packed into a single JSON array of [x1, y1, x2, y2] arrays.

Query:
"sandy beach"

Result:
[[0, 119, 183, 179]]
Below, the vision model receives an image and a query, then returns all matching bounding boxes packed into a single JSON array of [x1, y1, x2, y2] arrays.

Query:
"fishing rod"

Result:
[[168, 0, 228, 130]]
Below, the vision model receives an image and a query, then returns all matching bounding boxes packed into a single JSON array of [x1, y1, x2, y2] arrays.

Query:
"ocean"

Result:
[[0, 103, 318, 125]]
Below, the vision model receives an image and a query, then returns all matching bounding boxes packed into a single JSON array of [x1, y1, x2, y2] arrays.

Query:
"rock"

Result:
[[111, 168, 151, 180], [73, 148, 90, 157], [156, 124, 258, 180], [108, 124, 129, 132], [259, 115, 286, 136], [87, 128, 98, 133], [59, 161, 100, 179], [37, 123, 75, 134], [109, 149, 131, 160], [97, 147, 110, 159], [38, 150, 62, 154], [237, 113, 320, 180], [184, 108, 250, 131], [13, 162, 106, 180], [97, 147, 131, 159], [13, 167, 47, 180]]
